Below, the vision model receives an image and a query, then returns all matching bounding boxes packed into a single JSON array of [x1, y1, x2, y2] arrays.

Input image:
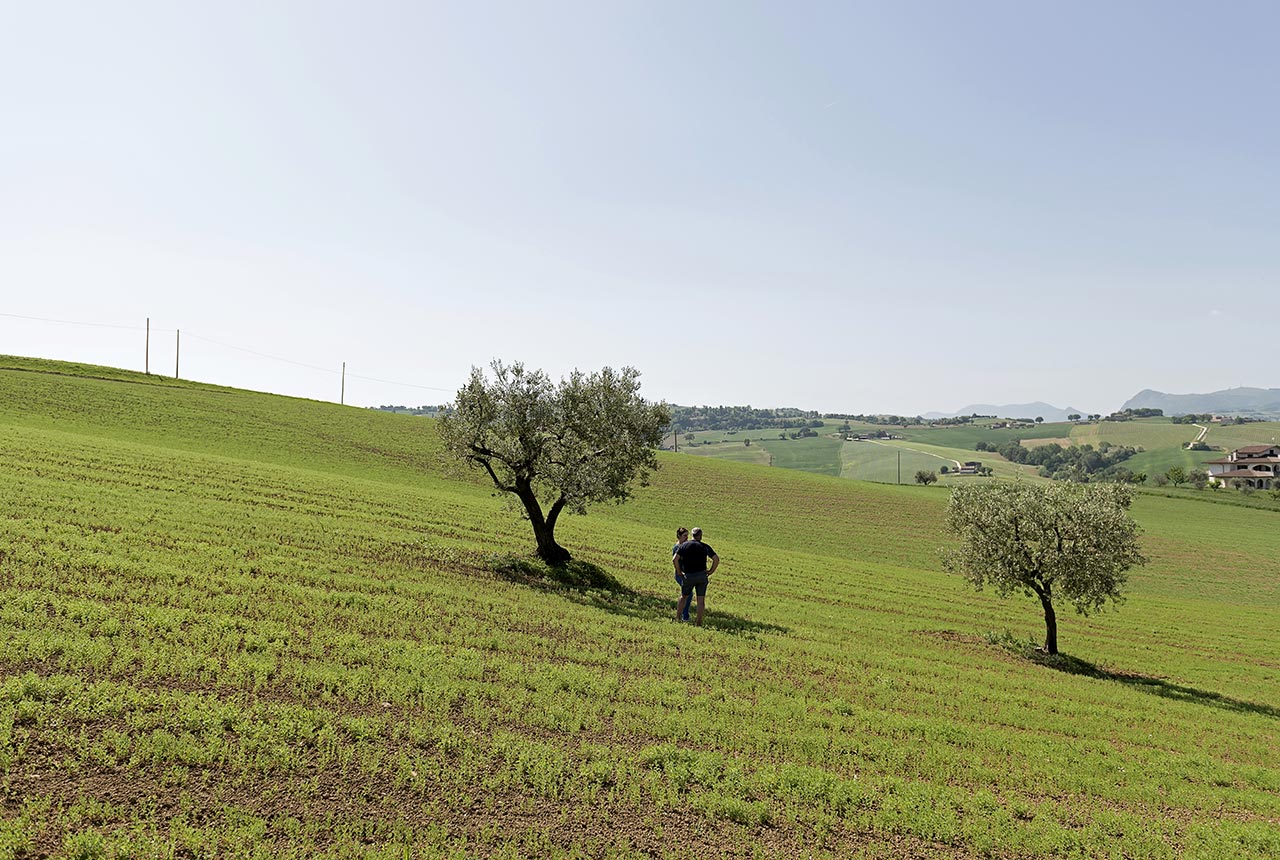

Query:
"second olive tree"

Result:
[[942, 482, 1147, 655]]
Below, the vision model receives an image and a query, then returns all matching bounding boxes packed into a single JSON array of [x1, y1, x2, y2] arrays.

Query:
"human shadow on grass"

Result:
[[990, 636, 1280, 720], [489, 554, 787, 637]]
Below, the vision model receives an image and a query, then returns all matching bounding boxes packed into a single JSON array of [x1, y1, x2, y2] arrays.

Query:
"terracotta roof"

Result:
[[1213, 469, 1276, 479], [1236, 445, 1279, 454]]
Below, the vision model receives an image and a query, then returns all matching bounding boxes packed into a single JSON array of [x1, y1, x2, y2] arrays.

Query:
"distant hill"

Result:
[[1122, 387, 1280, 417], [922, 402, 1088, 423]]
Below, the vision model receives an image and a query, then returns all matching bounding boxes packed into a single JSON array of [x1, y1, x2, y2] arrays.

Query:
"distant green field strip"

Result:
[[842, 439, 1041, 485], [899, 421, 1073, 448], [756, 436, 843, 475], [1125, 445, 1217, 478], [679, 440, 771, 466], [681, 428, 789, 445], [1068, 418, 1199, 452], [1203, 421, 1280, 451], [839, 440, 949, 483]]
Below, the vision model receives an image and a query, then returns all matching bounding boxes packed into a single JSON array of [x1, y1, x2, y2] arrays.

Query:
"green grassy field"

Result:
[[1067, 419, 1199, 454], [678, 439, 772, 467], [756, 437, 845, 476], [685, 435, 847, 478], [838, 440, 945, 484], [691, 435, 1039, 486], [1201, 421, 1280, 452], [894, 421, 1072, 450], [2, 357, 1278, 858]]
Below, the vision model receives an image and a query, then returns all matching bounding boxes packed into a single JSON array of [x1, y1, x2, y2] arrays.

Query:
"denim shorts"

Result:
[[680, 572, 709, 597]]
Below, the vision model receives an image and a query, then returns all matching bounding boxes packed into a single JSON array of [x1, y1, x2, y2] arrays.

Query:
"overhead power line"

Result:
[[182, 332, 337, 375], [347, 371, 453, 393], [1, 310, 456, 396], [0, 311, 171, 332]]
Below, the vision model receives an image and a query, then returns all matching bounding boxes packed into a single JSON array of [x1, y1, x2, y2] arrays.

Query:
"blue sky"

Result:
[[2, 1, 1276, 415]]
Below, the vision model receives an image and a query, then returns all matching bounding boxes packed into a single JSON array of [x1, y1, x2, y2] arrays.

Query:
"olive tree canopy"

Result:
[[942, 481, 1147, 655], [439, 361, 670, 563]]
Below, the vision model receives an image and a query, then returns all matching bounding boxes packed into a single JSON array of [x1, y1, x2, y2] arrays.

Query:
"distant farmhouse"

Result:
[[1204, 445, 1280, 489]]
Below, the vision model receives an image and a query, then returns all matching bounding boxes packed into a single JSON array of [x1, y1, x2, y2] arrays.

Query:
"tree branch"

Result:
[[468, 454, 515, 493], [545, 495, 568, 533]]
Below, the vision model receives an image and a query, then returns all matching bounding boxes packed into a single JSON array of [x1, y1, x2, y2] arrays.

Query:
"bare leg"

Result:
[[695, 594, 705, 626], [676, 594, 687, 621]]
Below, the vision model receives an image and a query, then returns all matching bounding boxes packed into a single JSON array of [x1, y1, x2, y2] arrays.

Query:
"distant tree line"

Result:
[[840, 427, 898, 439], [372, 404, 450, 416], [975, 440, 1140, 482], [1103, 408, 1163, 421], [669, 405, 824, 432], [824, 412, 929, 426]]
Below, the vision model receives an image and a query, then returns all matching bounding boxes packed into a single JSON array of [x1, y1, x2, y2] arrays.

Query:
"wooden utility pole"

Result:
[[174, 330, 180, 379], [145, 317, 150, 374], [897, 450, 901, 484], [340, 362, 346, 405]]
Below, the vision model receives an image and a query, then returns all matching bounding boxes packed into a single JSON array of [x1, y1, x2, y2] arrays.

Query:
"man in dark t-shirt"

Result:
[[673, 527, 719, 626]]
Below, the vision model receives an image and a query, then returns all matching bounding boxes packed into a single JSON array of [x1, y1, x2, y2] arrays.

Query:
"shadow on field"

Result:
[[1031, 652, 1280, 720], [489, 555, 787, 637]]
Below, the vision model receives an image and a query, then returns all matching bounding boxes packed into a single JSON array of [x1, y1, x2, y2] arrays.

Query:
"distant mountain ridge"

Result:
[[922, 402, 1087, 423], [1121, 387, 1280, 417]]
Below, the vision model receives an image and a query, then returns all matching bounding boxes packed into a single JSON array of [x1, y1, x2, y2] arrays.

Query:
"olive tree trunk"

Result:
[[514, 479, 570, 564], [1036, 586, 1058, 655]]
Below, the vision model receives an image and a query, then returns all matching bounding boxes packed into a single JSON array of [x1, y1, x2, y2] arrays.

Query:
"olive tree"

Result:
[[439, 361, 670, 563], [942, 482, 1147, 655]]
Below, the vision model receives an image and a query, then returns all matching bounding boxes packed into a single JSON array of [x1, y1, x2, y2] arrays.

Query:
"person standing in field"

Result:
[[672, 527, 691, 621], [673, 527, 719, 627]]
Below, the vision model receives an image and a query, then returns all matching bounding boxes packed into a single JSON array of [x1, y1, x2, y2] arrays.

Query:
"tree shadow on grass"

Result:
[[1020, 648, 1280, 720], [488, 554, 787, 638]]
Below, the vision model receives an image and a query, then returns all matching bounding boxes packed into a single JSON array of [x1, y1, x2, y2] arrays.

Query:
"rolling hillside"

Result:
[[1122, 387, 1280, 417], [1, 356, 1278, 858]]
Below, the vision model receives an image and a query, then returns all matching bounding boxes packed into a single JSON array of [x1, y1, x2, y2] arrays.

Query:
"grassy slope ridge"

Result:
[[1, 356, 1278, 859]]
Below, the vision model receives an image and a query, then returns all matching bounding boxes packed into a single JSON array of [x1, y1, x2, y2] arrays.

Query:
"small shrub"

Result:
[[985, 629, 1038, 656], [63, 830, 107, 860]]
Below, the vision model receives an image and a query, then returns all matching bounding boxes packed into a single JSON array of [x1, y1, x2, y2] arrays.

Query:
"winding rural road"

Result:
[[1188, 423, 1208, 448], [863, 438, 962, 469]]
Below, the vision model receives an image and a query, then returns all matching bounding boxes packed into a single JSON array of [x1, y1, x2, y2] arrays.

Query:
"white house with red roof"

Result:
[[1203, 444, 1280, 489]]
